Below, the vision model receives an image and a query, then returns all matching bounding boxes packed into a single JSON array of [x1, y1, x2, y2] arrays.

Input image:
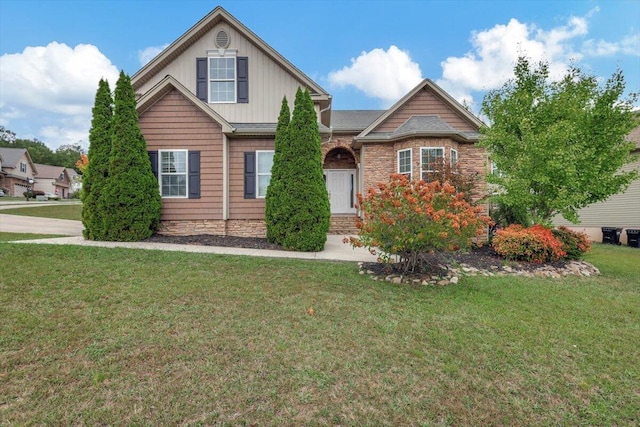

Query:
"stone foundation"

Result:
[[158, 216, 360, 238]]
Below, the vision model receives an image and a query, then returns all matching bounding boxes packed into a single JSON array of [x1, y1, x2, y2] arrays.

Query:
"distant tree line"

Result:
[[0, 126, 85, 172]]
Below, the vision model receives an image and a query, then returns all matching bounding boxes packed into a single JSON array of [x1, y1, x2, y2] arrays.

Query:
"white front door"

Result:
[[325, 170, 355, 214]]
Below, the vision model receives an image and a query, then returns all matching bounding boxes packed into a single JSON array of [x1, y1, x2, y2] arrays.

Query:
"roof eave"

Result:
[[136, 75, 235, 133], [353, 130, 478, 149]]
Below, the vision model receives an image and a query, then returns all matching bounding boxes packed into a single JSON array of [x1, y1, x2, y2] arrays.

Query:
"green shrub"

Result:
[[552, 226, 591, 259], [82, 78, 113, 240], [265, 97, 290, 245], [492, 224, 566, 263], [274, 88, 330, 252], [346, 174, 492, 273], [99, 71, 161, 241]]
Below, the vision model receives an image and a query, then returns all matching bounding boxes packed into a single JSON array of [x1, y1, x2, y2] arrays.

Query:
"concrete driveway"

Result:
[[0, 213, 84, 236]]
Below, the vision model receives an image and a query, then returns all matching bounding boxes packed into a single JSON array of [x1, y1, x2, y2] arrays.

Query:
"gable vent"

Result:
[[215, 30, 230, 49]]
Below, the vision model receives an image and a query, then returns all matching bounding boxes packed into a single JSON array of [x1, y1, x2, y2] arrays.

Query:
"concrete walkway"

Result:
[[1, 212, 377, 262]]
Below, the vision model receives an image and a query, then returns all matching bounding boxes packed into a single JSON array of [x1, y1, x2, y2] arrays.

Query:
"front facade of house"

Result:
[[0, 147, 37, 197], [34, 164, 71, 198], [132, 6, 488, 237]]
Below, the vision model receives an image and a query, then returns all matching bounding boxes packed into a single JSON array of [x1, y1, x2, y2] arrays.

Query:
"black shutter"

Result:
[[244, 152, 256, 199], [196, 58, 207, 101], [188, 151, 200, 199], [237, 57, 248, 103], [148, 151, 158, 179]]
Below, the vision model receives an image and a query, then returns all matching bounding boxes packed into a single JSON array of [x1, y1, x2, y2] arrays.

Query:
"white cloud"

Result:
[[138, 43, 169, 66], [583, 33, 640, 57], [438, 14, 588, 97], [327, 45, 423, 106], [436, 8, 639, 110], [0, 42, 119, 150]]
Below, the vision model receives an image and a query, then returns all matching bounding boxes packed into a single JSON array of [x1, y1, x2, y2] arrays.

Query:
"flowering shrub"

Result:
[[552, 226, 591, 259], [345, 174, 492, 273], [491, 224, 566, 263]]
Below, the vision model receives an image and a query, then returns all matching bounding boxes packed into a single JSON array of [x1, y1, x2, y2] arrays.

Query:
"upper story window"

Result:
[[20, 162, 27, 173], [209, 55, 236, 103], [398, 148, 412, 180], [197, 52, 248, 104]]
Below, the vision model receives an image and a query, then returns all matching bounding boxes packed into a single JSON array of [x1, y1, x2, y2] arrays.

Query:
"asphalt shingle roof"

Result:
[[331, 110, 385, 131]]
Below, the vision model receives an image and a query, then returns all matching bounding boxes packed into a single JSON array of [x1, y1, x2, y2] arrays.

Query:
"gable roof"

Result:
[[34, 163, 67, 179], [0, 147, 37, 173], [136, 75, 235, 133], [356, 79, 484, 145], [131, 6, 329, 101]]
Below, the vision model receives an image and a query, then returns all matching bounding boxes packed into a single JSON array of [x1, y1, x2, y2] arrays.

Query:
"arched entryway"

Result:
[[323, 147, 357, 214]]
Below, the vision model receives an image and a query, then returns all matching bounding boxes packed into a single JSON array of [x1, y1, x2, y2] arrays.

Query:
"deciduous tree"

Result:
[[480, 56, 638, 225]]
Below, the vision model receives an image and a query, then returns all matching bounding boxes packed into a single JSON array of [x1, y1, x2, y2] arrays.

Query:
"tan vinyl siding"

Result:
[[228, 138, 274, 219], [136, 23, 307, 124], [139, 89, 224, 221], [374, 88, 477, 132], [554, 159, 640, 229]]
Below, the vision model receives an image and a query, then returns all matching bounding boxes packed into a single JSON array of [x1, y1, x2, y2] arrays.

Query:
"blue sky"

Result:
[[1, 0, 638, 150]]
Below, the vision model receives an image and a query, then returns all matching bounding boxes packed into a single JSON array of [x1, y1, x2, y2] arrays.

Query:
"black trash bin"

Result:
[[601, 227, 622, 245], [626, 229, 640, 248]]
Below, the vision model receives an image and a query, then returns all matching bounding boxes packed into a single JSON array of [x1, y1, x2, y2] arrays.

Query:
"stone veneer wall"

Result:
[[362, 138, 488, 204], [158, 217, 356, 237]]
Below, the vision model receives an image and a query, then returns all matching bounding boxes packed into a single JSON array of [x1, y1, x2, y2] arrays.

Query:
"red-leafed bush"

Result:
[[492, 224, 566, 263], [345, 174, 492, 273], [552, 226, 591, 259]]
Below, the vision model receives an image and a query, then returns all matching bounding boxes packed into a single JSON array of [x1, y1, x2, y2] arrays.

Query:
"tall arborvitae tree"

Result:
[[279, 88, 330, 251], [265, 96, 290, 244], [99, 71, 161, 241], [82, 79, 113, 240]]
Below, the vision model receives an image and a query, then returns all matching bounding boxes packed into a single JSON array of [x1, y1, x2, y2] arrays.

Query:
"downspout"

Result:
[[319, 99, 332, 144], [222, 133, 229, 222]]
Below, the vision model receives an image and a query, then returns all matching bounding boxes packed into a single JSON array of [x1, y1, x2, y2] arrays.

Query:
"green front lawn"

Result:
[[1, 243, 638, 425], [0, 232, 65, 241], [0, 203, 82, 221]]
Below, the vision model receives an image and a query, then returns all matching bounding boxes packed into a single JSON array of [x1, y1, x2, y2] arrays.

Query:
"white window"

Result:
[[256, 150, 274, 198], [398, 149, 412, 179], [209, 54, 236, 103], [159, 150, 188, 197], [450, 148, 458, 169], [491, 160, 503, 177], [20, 162, 27, 173], [421, 147, 444, 180]]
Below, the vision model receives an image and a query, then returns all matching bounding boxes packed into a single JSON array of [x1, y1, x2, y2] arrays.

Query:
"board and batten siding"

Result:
[[136, 23, 309, 125], [138, 89, 224, 221], [228, 138, 274, 220], [374, 88, 477, 133]]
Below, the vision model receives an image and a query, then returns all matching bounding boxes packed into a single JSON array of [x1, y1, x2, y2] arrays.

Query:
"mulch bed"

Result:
[[145, 233, 566, 274], [144, 234, 285, 251]]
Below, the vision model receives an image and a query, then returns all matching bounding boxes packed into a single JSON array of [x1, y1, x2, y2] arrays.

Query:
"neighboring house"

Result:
[[65, 167, 82, 195], [0, 147, 38, 197], [34, 164, 71, 198], [554, 125, 640, 244], [132, 6, 487, 237]]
